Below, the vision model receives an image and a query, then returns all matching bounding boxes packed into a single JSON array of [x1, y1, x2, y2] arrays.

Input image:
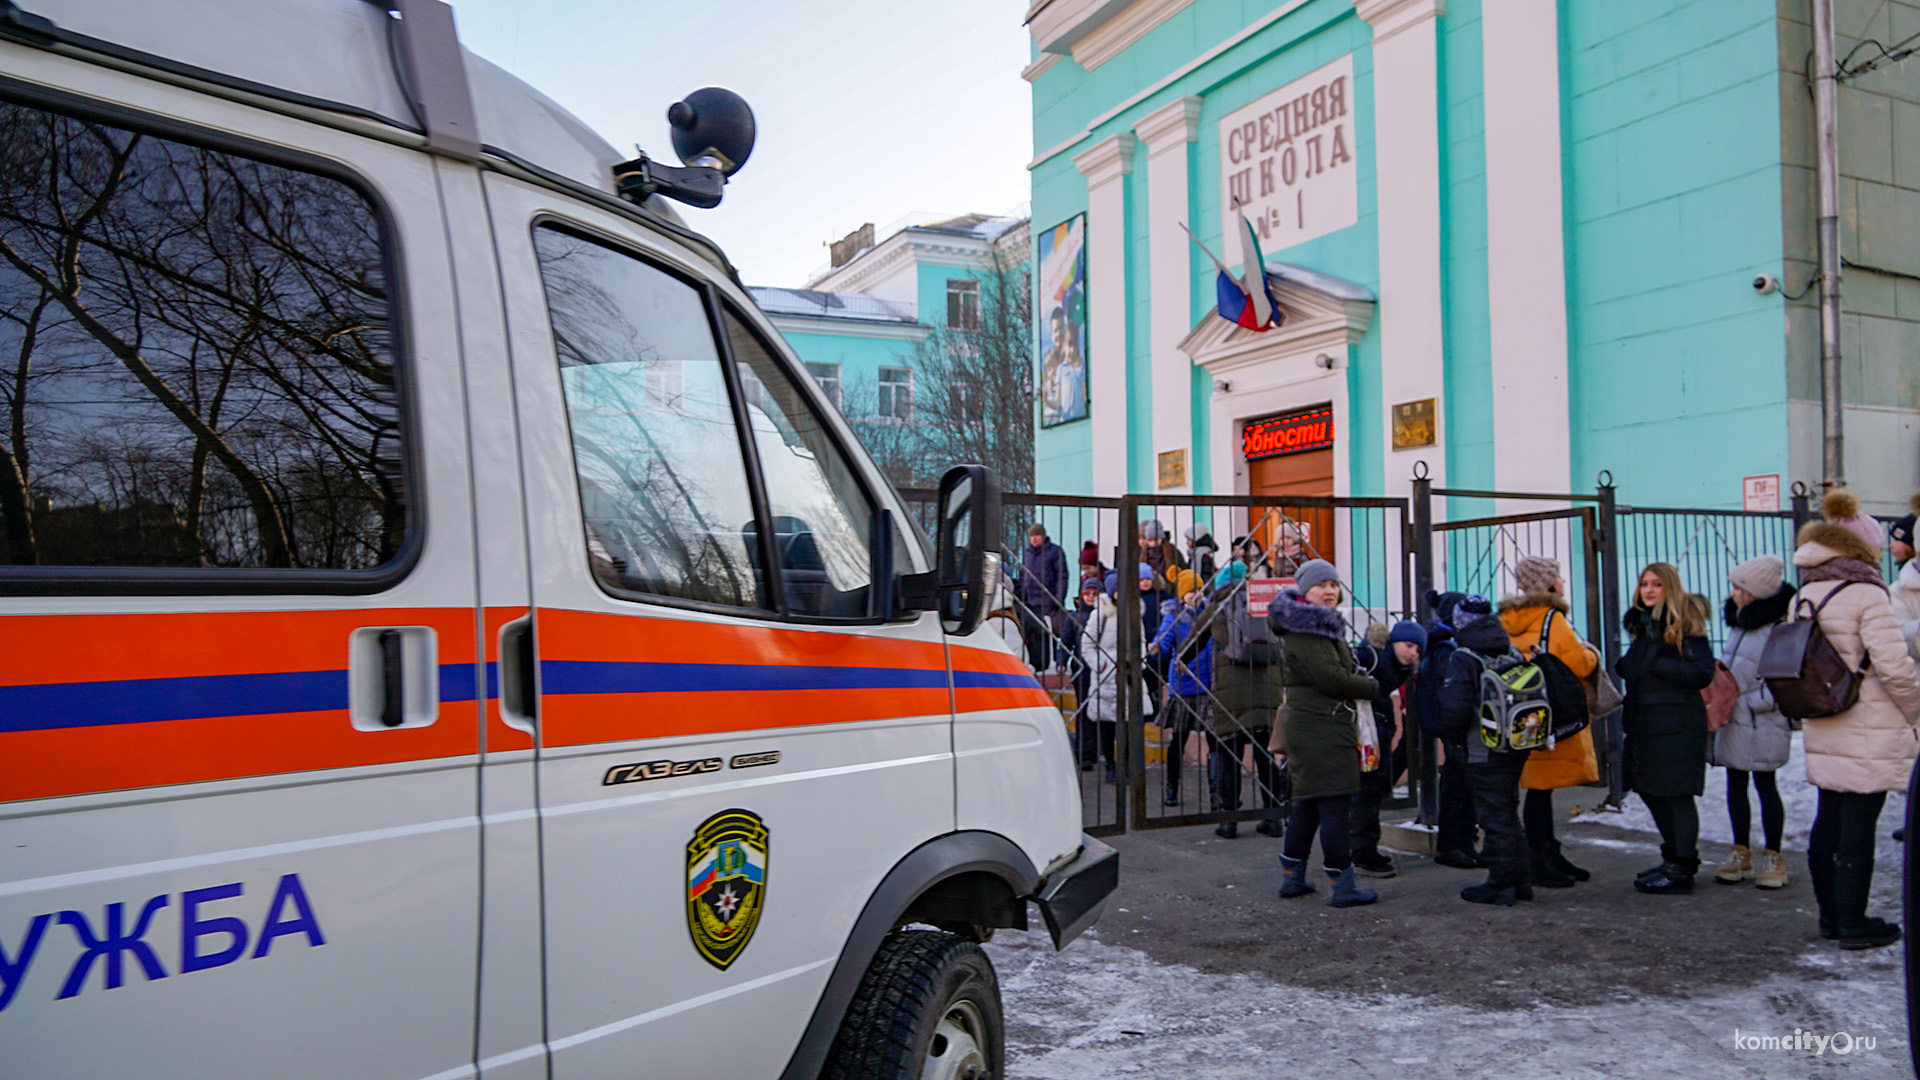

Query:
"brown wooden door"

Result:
[[1248, 447, 1335, 575]]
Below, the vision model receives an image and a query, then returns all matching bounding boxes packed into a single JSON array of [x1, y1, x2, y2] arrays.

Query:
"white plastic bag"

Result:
[[1354, 699, 1380, 772]]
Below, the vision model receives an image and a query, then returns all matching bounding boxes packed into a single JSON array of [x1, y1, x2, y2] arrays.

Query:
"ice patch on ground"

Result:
[[988, 926, 1910, 1079]]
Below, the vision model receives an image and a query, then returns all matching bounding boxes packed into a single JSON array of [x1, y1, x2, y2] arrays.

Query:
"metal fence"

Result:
[[900, 472, 1910, 834]]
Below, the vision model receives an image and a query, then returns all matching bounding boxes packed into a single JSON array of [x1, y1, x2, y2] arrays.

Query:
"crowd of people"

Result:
[[1004, 487, 1920, 949]]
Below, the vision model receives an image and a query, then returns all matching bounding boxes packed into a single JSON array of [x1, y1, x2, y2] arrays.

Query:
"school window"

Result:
[[533, 226, 766, 609], [805, 362, 841, 409], [946, 278, 980, 330], [878, 366, 913, 421], [0, 100, 408, 573]]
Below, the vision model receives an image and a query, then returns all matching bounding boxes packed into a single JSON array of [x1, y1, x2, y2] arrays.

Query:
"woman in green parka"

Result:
[[1268, 559, 1381, 907]]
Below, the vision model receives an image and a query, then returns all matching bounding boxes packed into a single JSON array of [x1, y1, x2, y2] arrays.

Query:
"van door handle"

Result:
[[349, 626, 437, 731], [378, 629, 406, 728], [499, 618, 538, 727]]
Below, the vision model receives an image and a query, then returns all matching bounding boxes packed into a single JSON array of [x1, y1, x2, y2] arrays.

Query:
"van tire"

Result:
[[820, 929, 1003, 1080]]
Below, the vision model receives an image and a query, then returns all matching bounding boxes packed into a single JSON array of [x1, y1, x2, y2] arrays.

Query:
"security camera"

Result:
[[1314, 353, 1336, 370], [1213, 378, 1232, 394], [1752, 274, 1779, 295]]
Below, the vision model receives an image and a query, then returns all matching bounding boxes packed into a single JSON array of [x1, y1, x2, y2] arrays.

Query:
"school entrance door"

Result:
[[1249, 442, 1335, 566]]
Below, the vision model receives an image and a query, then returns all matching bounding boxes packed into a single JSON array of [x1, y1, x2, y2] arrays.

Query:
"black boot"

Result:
[[1549, 840, 1591, 882], [1254, 817, 1283, 837], [1530, 848, 1576, 888], [1163, 781, 1180, 807], [1214, 821, 1238, 839], [1461, 875, 1519, 906], [1634, 863, 1694, 894], [1808, 849, 1839, 939], [1834, 855, 1902, 950], [1435, 849, 1483, 870]]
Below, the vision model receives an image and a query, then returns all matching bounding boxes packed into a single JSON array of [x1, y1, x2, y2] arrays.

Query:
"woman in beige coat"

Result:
[[1792, 521, 1920, 950]]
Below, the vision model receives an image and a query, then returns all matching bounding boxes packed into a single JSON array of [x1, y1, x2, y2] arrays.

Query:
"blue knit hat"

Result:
[[1388, 620, 1428, 648], [1457, 594, 1492, 618], [1213, 561, 1248, 589]]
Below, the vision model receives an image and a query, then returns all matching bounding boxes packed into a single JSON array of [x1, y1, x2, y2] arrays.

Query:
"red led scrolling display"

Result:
[[1242, 408, 1334, 460]]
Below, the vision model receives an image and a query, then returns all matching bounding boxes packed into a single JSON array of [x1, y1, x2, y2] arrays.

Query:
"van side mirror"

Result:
[[934, 465, 999, 635], [888, 465, 999, 634]]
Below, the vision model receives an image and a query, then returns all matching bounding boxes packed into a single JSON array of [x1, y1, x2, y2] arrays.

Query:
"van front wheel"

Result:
[[821, 929, 1004, 1080]]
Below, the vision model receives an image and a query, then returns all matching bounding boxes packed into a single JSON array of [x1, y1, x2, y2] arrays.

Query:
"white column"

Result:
[[1482, 0, 1572, 498], [1073, 132, 1137, 498], [1135, 97, 1202, 495], [1356, 0, 1447, 499]]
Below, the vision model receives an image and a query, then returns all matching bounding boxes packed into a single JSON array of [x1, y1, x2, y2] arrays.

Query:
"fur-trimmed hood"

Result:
[[1724, 584, 1796, 630], [1497, 590, 1571, 617], [1795, 520, 1881, 567], [1269, 587, 1347, 640]]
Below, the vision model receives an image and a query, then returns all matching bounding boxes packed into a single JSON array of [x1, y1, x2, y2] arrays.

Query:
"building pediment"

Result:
[[1179, 261, 1375, 374]]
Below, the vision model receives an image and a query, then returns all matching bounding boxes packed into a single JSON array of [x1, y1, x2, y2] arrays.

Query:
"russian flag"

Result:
[[1214, 205, 1281, 331]]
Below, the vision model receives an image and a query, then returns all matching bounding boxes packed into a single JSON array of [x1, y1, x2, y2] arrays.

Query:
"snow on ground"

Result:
[[988, 923, 1910, 1079], [1566, 740, 1908, 897]]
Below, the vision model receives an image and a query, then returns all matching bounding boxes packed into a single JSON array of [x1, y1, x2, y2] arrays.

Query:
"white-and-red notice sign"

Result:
[[1218, 54, 1358, 253]]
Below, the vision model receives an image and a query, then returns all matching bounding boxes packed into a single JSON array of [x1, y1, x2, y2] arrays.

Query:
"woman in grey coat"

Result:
[[1712, 555, 1796, 889]]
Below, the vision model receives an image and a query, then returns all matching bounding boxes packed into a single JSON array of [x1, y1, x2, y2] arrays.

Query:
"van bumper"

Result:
[[1032, 834, 1118, 949]]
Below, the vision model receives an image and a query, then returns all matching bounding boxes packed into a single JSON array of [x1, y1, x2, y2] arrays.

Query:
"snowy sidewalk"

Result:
[[989, 747, 1911, 1078]]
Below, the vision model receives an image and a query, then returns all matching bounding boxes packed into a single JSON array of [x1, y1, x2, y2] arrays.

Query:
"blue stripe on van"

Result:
[[538, 660, 954, 696], [951, 670, 1044, 690], [1, 665, 480, 733]]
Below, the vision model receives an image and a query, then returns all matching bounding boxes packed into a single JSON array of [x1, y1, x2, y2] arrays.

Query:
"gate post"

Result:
[[1595, 471, 1622, 672], [1117, 498, 1146, 830], [1791, 481, 1813, 535], [1411, 464, 1437, 824]]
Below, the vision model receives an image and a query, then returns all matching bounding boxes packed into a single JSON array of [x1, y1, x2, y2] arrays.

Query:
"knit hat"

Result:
[[1426, 589, 1467, 627], [1079, 574, 1104, 596], [1457, 594, 1493, 618], [1137, 562, 1154, 583], [1213, 561, 1249, 589], [1184, 523, 1211, 543], [1514, 555, 1561, 595], [1388, 620, 1428, 648], [1079, 541, 1100, 566], [1028, 522, 1047, 537], [1140, 519, 1165, 540], [1822, 488, 1886, 550], [1727, 554, 1785, 599], [1172, 569, 1202, 598], [1295, 559, 1339, 593], [1891, 515, 1915, 548]]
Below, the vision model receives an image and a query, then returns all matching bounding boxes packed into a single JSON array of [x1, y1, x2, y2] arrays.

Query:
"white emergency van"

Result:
[[0, 2, 1115, 1077]]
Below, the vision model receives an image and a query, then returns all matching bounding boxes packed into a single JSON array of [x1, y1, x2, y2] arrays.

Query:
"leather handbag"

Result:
[[1580, 642, 1625, 717], [1702, 661, 1740, 731]]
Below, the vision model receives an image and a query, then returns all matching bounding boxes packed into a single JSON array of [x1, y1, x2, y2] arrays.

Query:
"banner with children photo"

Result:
[[1037, 214, 1088, 427]]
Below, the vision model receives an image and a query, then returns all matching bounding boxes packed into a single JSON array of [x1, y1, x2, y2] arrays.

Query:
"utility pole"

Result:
[[1812, 0, 1844, 489]]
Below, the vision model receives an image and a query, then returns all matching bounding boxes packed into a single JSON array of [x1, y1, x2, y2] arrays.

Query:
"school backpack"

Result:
[[1221, 580, 1279, 666], [1759, 581, 1874, 721], [1529, 610, 1593, 743], [1477, 648, 1554, 752]]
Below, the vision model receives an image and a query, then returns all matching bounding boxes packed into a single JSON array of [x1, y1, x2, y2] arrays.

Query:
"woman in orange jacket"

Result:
[[1499, 555, 1601, 887]]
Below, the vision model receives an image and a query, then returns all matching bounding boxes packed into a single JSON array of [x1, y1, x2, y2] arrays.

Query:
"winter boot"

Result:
[[1715, 844, 1753, 885], [1278, 854, 1316, 899], [1214, 821, 1238, 839], [1434, 848, 1483, 870], [1460, 874, 1519, 906], [1753, 849, 1790, 890], [1255, 817, 1284, 837], [1548, 840, 1591, 882], [1834, 855, 1902, 950], [1807, 849, 1838, 938], [1326, 865, 1378, 908], [1351, 850, 1397, 878], [1529, 845, 1576, 888], [1634, 864, 1694, 895]]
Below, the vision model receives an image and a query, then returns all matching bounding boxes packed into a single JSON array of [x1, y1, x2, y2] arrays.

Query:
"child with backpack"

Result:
[[1439, 595, 1541, 905], [1620, 564, 1718, 895], [1350, 621, 1426, 877], [1788, 520, 1920, 948], [1152, 569, 1213, 807], [1270, 560, 1382, 907], [1499, 556, 1602, 889], [1203, 561, 1286, 838]]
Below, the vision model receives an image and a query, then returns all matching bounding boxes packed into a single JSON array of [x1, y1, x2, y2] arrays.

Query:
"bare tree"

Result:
[[831, 250, 1035, 496]]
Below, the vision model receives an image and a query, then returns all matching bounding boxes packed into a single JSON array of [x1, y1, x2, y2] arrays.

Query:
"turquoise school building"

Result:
[[1023, 0, 1920, 515]]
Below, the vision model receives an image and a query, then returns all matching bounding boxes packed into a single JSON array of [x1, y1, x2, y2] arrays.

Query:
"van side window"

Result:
[[721, 309, 875, 619], [0, 102, 407, 571], [533, 227, 765, 610]]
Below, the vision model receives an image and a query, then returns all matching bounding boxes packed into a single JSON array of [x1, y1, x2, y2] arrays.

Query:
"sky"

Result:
[[448, 0, 1036, 288]]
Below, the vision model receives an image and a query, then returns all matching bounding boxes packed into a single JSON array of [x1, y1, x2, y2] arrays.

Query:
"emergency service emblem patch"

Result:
[[685, 809, 769, 970]]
